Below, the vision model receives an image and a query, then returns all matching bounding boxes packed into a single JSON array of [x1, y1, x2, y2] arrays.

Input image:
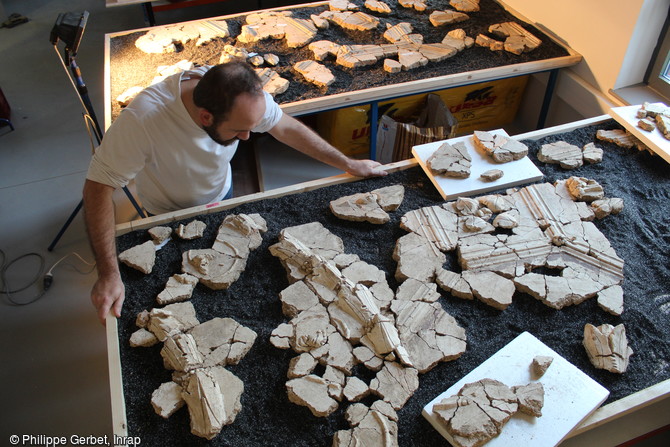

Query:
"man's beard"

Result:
[[203, 122, 238, 146]]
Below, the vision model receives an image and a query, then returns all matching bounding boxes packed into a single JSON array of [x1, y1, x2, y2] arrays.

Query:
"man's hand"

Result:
[[344, 159, 388, 178], [90, 273, 125, 325]]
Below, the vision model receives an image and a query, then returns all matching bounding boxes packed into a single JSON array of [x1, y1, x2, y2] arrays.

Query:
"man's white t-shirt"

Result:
[[87, 66, 283, 214]]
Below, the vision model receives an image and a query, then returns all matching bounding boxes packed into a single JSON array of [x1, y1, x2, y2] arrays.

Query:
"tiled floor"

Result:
[[0, 1, 667, 445]]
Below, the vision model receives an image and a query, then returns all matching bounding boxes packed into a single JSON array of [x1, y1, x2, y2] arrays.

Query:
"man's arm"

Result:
[[268, 114, 388, 178], [83, 179, 125, 325]]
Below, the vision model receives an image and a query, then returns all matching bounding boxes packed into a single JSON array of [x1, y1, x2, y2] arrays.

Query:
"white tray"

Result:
[[609, 103, 670, 165]]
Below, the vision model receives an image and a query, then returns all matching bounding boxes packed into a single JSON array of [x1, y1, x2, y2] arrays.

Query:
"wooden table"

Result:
[[107, 114, 670, 445], [103, 1, 582, 158]]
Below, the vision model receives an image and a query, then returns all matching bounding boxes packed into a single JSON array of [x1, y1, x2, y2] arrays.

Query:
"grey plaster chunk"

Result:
[[239, 12, 317, 48], [161, 333, 204, 372], [248, 54, 264, 66], [383, 22, 419, 44], [182, 249, 246, 290], [353, 345, 384, 371], [119, 240, 156, 274], [395, 277, 441, 303], [597, 285, 624, 316], [392, 300, 467, 373], [212, 213, 267, 256], [256, 68, 290, 96], [364, 0, 392, 14], [640, 101, 670, 117], [181, 369, 225, 439], [480, 169, 504, 182], [369, 362, 419, 409], [398, 0, 427, 12], [309, 40, 342, 60], [135, 22, 229, 54], [436, 269, 473, 299], [336, 44, 383, 68], [328, 11, 380, 32], [398, 50, 428, 70], [450, 0, 480, 12], [157, 273, 199, 305], [462, 271, 516, 310], [638, 118, 656, 132], [478, 194, 514, 213], [151, 381, 185, 418], [443, 28, 475, 51], [489, 22, 541, 54], [393, 232, 446, 283], [288, 352, 318, 378], [130, 328, 159, 347], [460, 215, 494, 233], [427, 142, 472, 178], [287, 374, 339, 417], [538, 141, 584, 169], [514, 272, 603, 309], [135, 309, 149, 328], [583, 142, 604, 164], [280, 280, 321, 318], [116, 86, 144, 107], [596, 129, 637, 149], [189, 317, 257, 367], [583, 323, 633, 373], [512, 382, 545, 417], [476, 33, 504, 51], [147, 302, 200, 341], [329, 185, 404, 224], [294, 60, 336, 87], [344, 376, 371, 401], [329, 0, 359, 10], [208, 366, 245, 425], [400, 205, 459, 251], [176, 220, 206, 240], [531, 355, 553, 377], [566, 176, 605, 202], [454, 197, 482, 216], [149, 226, 173, 244], [311, 13, 330, 29], [384, 58, 402, 73], [429, 10, 470, 27], [591, 197, 624, 219], [270, 323, 294, 349], [334, 403, 399, 447], [473, 130, 529, 163], [432, 378, 522, 447], [493, 210, 519, 229]]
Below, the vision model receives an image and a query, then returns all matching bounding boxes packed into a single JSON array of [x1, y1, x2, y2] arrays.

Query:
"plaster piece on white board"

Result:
[[130, 328, 159, 347], [538, 141, 584, 169], [583, 323, 633, 373], [582, 142, 604, 164], [531, 355, 553, 377], [473, 130, 529, 163], [157, 273, 199, 305], [364, 0, 392, 14], [429, 10, 469, 27], [151, 381, 185, 418], [450, 0, 480, 12], [118, 240, 156, 274], [427, 141, 472, 178], [591, 197, 624, 219], [640, 101, 670, 118], [637, 118, 656, 132], [596, 285, 624, 316], [511, 382, 545, 417], [655, 114, 670, 140], [565, 177, 604, 203], [480, 169, 503, 182], [431, 378, 521, 447]]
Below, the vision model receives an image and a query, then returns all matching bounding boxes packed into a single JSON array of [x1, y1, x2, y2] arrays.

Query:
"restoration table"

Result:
[[107, 114, 670, 446], [104, 0, 581, 157]]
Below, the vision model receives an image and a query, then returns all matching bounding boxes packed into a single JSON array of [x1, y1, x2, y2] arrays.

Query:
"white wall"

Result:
[[504, 0, 668, 127]]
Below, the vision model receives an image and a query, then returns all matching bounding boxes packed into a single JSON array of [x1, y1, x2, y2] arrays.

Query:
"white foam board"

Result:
[[412, 130, 544, 200], [609, 103, 670, 165], [422, 332, 609, 447]]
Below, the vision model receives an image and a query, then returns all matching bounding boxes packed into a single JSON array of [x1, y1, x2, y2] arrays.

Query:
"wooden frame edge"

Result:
[[106, 314, 128, 440]]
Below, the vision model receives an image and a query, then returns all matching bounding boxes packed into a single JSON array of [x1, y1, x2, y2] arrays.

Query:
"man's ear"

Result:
[[199, 109, 214, 127]]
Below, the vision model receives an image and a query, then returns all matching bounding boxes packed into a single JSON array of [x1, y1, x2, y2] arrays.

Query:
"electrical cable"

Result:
[[0, 249, 95, 306]]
